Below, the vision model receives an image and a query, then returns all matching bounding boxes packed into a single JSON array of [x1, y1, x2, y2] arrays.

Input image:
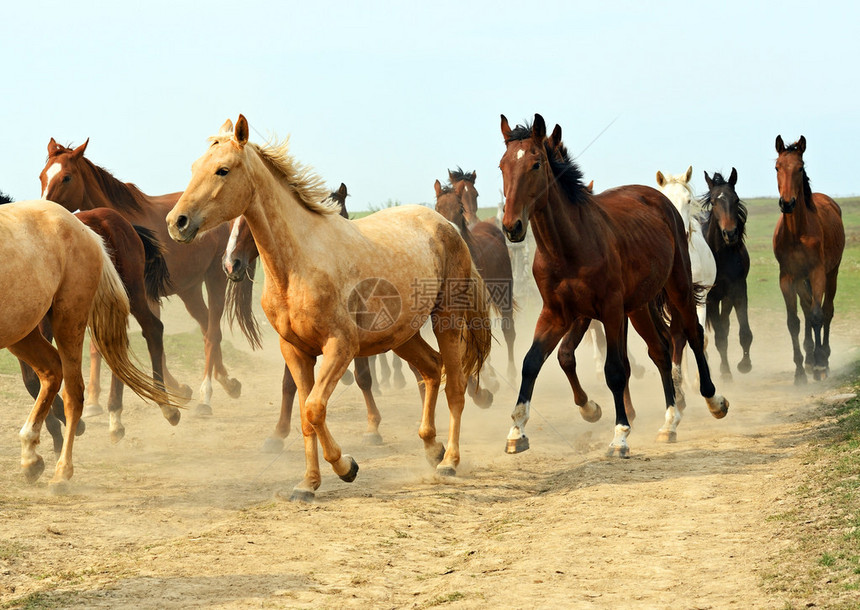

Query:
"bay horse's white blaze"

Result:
[[224, 216, 243, 273], [41, 163, 62, 199]]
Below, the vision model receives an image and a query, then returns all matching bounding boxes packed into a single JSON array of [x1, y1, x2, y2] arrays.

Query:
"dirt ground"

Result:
[[1, 297, 858, 609]]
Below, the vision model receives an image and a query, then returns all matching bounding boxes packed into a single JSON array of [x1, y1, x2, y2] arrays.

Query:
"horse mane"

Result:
[[249, 137, 336, 215], [449, 167, 476, 183], [78, 156, 147, 214], [0, 190, 12, 204], [437, 183, 455, 195], [700, 172, 748, 238]]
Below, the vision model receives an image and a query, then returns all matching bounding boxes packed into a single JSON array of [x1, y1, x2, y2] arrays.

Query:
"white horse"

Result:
[[656, 166, 717, 412]]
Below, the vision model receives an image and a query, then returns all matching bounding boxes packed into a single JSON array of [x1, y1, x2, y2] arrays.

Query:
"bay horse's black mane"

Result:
[[506, 121, 590, 206], [449, 167, 476, 183], [437, 183, 456, 195], [0, 190, 12, 204], [700, 172, 748, 240]]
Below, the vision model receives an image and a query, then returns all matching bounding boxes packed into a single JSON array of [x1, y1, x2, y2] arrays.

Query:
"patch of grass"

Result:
[[0, 541, 26, 561], [0, 591, 80, 610], [425, 591, 465, 607]]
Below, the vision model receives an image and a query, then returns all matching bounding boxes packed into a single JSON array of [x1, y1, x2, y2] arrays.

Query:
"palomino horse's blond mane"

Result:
[[208, 133, 337, 215]]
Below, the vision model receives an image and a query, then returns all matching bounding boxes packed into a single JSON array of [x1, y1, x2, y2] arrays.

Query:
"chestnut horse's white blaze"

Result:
[[224, 216, 243, 274], [40, 163, 62, 199], [166, 115, 492, 501]]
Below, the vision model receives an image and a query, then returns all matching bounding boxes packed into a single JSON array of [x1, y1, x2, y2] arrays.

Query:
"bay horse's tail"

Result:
[[225, 259, 263, 350], [459, 262, 493, 380], [88, 241, 176, 407], [133, 225, 173, 302]]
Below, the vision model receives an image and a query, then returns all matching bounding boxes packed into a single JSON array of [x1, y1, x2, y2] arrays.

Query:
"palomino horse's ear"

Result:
[[775, 135, 785, 154], [729, 167, 738, 186], [71, 138, 89, 159], [234, 115, 249, 147], [47, 137, 62, 157], [500, 114, 512, 141], [656, 170, 666, 187], [797, 135, 806, 154], [685, 165, 693, 183], [434, 179, 443, 198], [549, 124, 562, 149], [219, 118, 234, 135], [533, 114, 547, 140], [703, 171, 714, 189]]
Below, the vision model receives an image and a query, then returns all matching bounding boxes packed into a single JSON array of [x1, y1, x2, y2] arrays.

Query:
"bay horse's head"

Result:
[[434, 178, 469, 230], [702, 168, 746, 246], [499, 113, 552, 242], [448, 168, 480, 227], [775, 135, 809, 214], [222, 216, 258, 282], [656, 166, 695, 234], [39, 138, 90, 210]]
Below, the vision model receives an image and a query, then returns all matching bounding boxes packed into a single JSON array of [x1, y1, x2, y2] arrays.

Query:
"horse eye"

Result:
[[216, 168, 229, 177], [62, 175, 71, 183], [532, 162, 540, 171]]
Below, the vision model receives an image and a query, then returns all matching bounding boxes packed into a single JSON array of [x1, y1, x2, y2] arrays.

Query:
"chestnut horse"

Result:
[[2, 200, 173, 490], [39, 138, 253, 415], [447, 167, 481, 227], [222, 183, 385, 452], [701, 169, 753, 379], [773, 136, 844, 383], [499, 114, 728, 456], [168, 116, 491, 501]]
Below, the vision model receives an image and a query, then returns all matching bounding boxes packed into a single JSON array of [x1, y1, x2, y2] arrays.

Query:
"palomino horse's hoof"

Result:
[[436, 465, 456, 477], [48, 480, 72, 496], [338, 456, 359, 483], [110, 426, 126, 444], [426, 445, 446, 468], [224, 378, 242, 399], [656, 430, 677, 443], [164, 408, 181, 427], [506, 436, 529, 454], [606, 444, 630, 458], [22, 456, 45, 483], [82, 404, 104, 418], [579, 401, 602, 423], [362, 431, 384, 446], [194, 403, 213, 417], [261, 437, 285, 454], [286, 489, 315, 503]]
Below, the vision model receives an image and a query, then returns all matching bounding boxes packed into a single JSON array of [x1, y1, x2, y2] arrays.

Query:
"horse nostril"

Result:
[[176, 215, 189, 230]]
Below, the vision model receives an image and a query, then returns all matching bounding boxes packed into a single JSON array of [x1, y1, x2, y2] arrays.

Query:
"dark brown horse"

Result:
[[447, 167, 481, 227], [39, 138, 255, 415], [701, 169, 753, 380], [434, 174, 517, 382], [499, 114, 728, 456], [222, 184, 384, 452], [773, 136, 844, 383]]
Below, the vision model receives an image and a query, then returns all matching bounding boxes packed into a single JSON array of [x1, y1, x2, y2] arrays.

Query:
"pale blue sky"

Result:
[[4, 1, 858, 210]]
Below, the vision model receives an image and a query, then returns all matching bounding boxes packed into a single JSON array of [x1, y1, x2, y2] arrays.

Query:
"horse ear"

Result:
[[471, 170, 477, 181], [338, 183, 348, 198], [448, 169, 456, 183], [685, 165, 693, 183], [549, 124, 562, 149], [500, 114, 512, 141], [797, 135, 806, 154], [729, 167, 738, 186], [47, 137, 61, 157], [434, 179, 442, 198], [656, 170, 666, 187], [234, 115, 249, 146], [703, 171, 714, 189], [219, 118, 234, 135], [533, 114, 547, 140], [775, 135, 785, 154], [586, 180, 594, 193], [72, 138, 89, 159]]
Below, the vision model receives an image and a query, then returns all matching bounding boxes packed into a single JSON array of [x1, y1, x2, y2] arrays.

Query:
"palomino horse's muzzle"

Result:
[[778, 197, 797, 214], [167, 213, 200, 244]]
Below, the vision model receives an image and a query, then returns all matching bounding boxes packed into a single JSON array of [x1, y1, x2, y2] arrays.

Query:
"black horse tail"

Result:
[[226, 259, 263, 351], [133, 225, 174, 302]]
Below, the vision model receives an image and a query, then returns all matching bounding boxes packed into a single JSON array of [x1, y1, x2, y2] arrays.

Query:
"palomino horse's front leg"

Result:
[[279, 340, 319, 501]]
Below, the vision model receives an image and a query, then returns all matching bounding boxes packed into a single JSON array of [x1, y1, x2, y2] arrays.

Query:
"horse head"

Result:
[[775, 135, 808, 214], [703, 168, 745, 246], [39, 138, 90, 209]]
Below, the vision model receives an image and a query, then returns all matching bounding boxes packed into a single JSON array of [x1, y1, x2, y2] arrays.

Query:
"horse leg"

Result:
[[177, 285, 218, 415], [630, 305, 679, 442], [377, 353, 392, 389], [205, 270, 242, 401], [148, 300, 193, 401], [602, 310, 634, 458], [391, 354, 407, 389], [819, 267, 839, 379], [590, 322, 606, 376], [780, 273, 806, 384], [433, 326, 468, 477], [669, 311, 688, 413], [106, 373, 126, 443], [506, 307, 570, 454], [557, 318, 603, 422], [261, 365, 297, 454], [9, 330, 62, 483], [807, 268, 828, 381], [732, 283, 753, 374], [355, 357, 383, 444], [394, 334, 445, 470], [19, 359, 67, 453], [83, 344, 104, 417], [502, 308, 517, 382]]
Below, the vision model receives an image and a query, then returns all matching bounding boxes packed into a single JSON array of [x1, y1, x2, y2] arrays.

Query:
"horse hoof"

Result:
[[506, 436, 529, 454], [74, 419, 86, 437], [165, 409, 181, 427], [426, 445, 446, 468], [606, 445, 630, 458], [393, 372, 407, 390], [631, 364, 646, 380], [110, 426, 126, 444], [194, 403, 213, 417], [174, 384, 194, 405], [473, 389, 493, 409], [287, 489, 315, 503], [436, 465, 456, 477], [22, 457, 45, 483], [362, 431, 384, 446], [707, 395, 729, 419], [225, 378, 242, 399], [338, 456, 359, 483], [48, 480, 72, 496], [579, 401, 602, 423], [656, 430, 677, 443], [794, 373, 808, 386], [340, 369, 355, 386], [721, 372, 734, 383], [82, 404, 103, 418], [737, 359, 752, 374], [261, 437, 285, 454]]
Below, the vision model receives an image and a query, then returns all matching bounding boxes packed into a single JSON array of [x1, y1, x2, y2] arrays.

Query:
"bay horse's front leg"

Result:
[[602, 310, 634, 458], [820, 267, 840, 379], [557, 318, 603, 423], [780, 272, 806, 384], [506, 307, 569, 454], [261, 364, 297, 454], [279, 340, 320, 502]]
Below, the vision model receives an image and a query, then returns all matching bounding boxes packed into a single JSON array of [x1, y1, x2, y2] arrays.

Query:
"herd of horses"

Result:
[[0, 113, 845, 500]]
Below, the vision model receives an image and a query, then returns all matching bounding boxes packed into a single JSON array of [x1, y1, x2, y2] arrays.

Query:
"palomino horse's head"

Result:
[[775, 135, 809, 214], [434, 179, 469, 231], [703, 168, 746, 246], [499, 113, 553, 242], [656, 166, 695, 235], [447, 168, 480, 227], [39, 138, 90, 208], [167, 116, 256, 243]]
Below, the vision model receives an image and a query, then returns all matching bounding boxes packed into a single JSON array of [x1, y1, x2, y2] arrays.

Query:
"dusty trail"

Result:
[[0, 300, 856, 608]]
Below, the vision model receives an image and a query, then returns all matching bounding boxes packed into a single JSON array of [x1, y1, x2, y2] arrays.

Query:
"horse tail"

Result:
[[225, 259, 263, 350], [459, 261, 493, 380], [647, 290, 673, 350], [88, 241, 176, 407], [133, 225, 173, 302]]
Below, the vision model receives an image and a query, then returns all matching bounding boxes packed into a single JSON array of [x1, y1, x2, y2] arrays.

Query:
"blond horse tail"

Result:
[[459, 261, 493, 380], [87, 241, 175, 407]]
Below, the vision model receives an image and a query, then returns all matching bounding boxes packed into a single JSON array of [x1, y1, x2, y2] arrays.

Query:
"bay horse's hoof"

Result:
[[261, 437, 285, 454], [473, 389, 493, 409], [74, 419, 86, 437], [287, 489, 315, 503], [436, 465, 456, 477], [706, 395, 729, 419], [224, 378, 242, 399], [737, 358, 752, 374], [340, 369, 355, 386], [110, 426, 126, 444], [579, 401, 602, 423], [82, 404, 103, 418], [506, 436, 529, 454], [194, 403, 213, 417], [426, 445, 446, 467], [362, 431, 384, 445], [656, 430, 677, 443], [22, 456, 45, 483], [48, 480, 72, 495], [814, 366, 828, 382], [606, 445, 630, 458], [338, 456, 359, 483]]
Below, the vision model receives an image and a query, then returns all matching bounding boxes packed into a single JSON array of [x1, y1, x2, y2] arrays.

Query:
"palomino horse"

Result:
[[499, 114, 728, 455], [656, 166, 717, 408], [1, 200, 173, 490], [168, 115, 492, 501], [222, 183, 387, 452], [39, 138, 254, 415], [701, 169, 753, 379], [434, 175, 517, 381], [773, 135, 844, 383]]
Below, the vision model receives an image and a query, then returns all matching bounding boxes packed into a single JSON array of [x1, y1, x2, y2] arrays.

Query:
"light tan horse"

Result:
[[1, 200, 174, 491], [167, 115, 492, 502]]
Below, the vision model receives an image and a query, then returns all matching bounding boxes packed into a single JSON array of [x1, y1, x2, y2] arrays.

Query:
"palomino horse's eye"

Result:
[[216, 168, 229, 177]]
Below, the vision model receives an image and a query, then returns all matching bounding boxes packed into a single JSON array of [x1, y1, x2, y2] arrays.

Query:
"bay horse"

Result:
[[39, 138, 255, 415], [499, 114, 728, 456], [1, 200, 173, 490], [167, 115, 492, 501], [773, 135, 844, 383], [447, 167, 481, 227], [222, 183, 387, 452], [434, 175, 517, 382], [701, 168, 753, 379]]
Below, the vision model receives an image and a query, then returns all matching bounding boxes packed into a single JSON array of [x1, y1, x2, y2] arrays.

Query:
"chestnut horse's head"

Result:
[[702, 168, 746, 246], [39, 138, 90, 210], [499, 113, 553, 242], [447, 168, 480, 227], [775, 135, 810, 214], [434, 178, 468, 230], [222, 216, 258, 281]]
